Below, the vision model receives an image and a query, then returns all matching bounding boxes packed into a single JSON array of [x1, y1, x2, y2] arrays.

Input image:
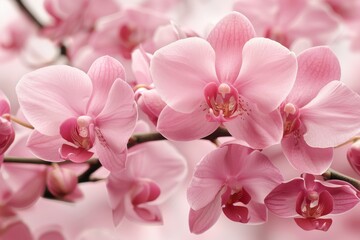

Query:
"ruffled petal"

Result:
[[301, 81, 360, 147], [207, 12, 255, 83], [16, 65, 92, 135], [281, 132, 333, 174], [87, 56, 126, 116], [157, 105, 219, 141], [224, 107, 283, 149], [151, 37, 217, 113], [286, 46, 340, 108], [235, 37, 297, 112]]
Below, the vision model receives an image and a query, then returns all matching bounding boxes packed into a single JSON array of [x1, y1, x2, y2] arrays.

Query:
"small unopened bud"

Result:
[[46, 165, 78, 198], [0, 117, 15, 155], [347, 141, 360, 176], [136, 89, 166, 126]]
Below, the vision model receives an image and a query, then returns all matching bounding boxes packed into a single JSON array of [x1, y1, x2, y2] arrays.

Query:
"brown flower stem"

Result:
[[3, 114, 34, 129], [322, 168, 360, 191], [335, 136, 360, 148]]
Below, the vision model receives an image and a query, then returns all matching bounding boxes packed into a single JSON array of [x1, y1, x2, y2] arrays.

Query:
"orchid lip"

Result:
[[203, 82, 246, 123]]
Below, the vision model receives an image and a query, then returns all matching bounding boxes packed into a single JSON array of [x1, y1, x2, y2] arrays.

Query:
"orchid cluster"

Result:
[[2, 0, 360, 239]]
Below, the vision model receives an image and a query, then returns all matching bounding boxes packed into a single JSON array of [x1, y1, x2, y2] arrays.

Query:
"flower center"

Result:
[[281, 102, 301, 136], [60, 116, 94, 150], [204, 82, 244, 123], [300, 191, 324, 219]]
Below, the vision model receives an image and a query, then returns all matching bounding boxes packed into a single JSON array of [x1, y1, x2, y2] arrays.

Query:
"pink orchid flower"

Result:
[[233, 0, 339, 48], [106, 141, 186, 225], [0, 90, 15, 164], [16, 56, 138, 171], [43, 0, 120, 41], [88, 8, 169, 59], [347, 141, 360, 176], [280, 46, 360, 174], [265, 174, 359, 231], [187, 143, 283, 234], [151, 12, 297, 149], [0, 16, 36, 62]]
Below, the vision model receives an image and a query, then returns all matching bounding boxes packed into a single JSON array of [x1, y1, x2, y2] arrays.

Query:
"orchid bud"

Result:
[[136, 89, 166, 126], [0, 117, 15, 155], [46, 165, 78, 198], [347, 141, 360, 175]]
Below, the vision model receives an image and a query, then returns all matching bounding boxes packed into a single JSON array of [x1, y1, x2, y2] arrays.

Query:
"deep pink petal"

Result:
[[130, 205, 163, 223], [59, 144, 94, 163], [189, 190, 223, 234], [265, 178, 304, 217], [38, 229, 66, 240], [235, 38, 297, 112], [26, 131, 65, 162], [1, 220, 34, 240], [286, 46, 341, 108], [207, 12, 255, 83], [224, 107, 283, 149], [222, 205, 249, 223], [157, 105, 219, 141], [16, 65, 92, 135], [151, 37, 217, 113], [96, 79, 137, 154], [294, 218, 332, 231], [301, 81, 360, 147], [281, 132, 333, 174], [322, 181, 360, 214], [87, 56, 126, 116]]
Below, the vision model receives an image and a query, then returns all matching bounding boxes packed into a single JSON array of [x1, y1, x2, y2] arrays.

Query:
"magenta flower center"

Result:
[[204, 82, 244, 123], [300, 191, 324, 219], [282, 102, 301, 136], [60, 116, 95, 150]]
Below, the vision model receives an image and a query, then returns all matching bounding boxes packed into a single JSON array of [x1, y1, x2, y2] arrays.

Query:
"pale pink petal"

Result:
[[131, 48, 152, 85], [4, 164, 46, 208], [301, 81, 360, 147], [157, 105, 219, 141], [224, 107, 283, 149], [16, 65, 92, 135], [235, 150, 283, 202], [264, 178, 304, 217], [112, 200, 126, 226], [187, 147, 228, 210], [87, 56, 126, 116], [129, 141, 186, 202], [275, 0, 306, 28], [94, 142, 127, 171], [286, 46, 340, 108], [235, 38, 297, 112], [26, 131, 65, 162], [287, 3, 339, 46], [246, 201, 268, 224], [207, 12, 255, 83], [151, 37, 217, 113], [281, 132, 333, 174], [189, 190, 223, 234], [96, 79, 137, 154], [137, 89, 166, 125], [294, 218, 332, 231]]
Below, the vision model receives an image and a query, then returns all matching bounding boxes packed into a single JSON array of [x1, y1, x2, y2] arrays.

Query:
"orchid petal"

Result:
[[207, 12, 255, 83], [235, 37, 297, 112], [151, 37, 217, 113]]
